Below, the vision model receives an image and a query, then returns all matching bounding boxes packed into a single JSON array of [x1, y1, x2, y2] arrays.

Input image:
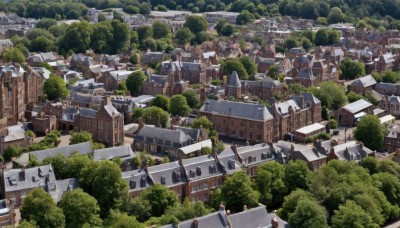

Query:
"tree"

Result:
[[328, 119, 338, 129], [382, 71, 400, 83], [220, 171, 260, 213], [328, 7, 344, 24], [137, 26, 153, 41], [150, 95, 170, 111], [20, 188, 65, 228], [302, 38, 313, 51], [59, 189, 102, 228], [36, 18, 57, 30], [152, 21, 169, 39], [268, 65, 279, 79], [1, 48, 25, 64], [139, 3, 151, 15], [142, 106, 170, 128], [91, 161, 128, 218], [288, 83, 307, 95], [236, 10, 255, 25], [130, 53, 139, 65], [59, 22, 92, 55], [278, 189, 312, 220], [141, 184, 178, 217], [340, 58, 365, 80], [175, 28, 193, 45], [69, 131, 93, 144], [359, 156, 379, 175], [105, 211, 145, 228], [164, 199, 212, 222], [126, 71, 147, 96], [191, 116, 213, 130], [354, 115, 385, 150], [110, 20, 131, 53], [255, 162, 286, 208], [169, 94, 191, 116], [284, 160, 310, 192], [284, 37, 298, 50], [192, 31, 208, 45], [220, 24, 236, 36], [141, 38, 157, 51], [373, 172, 400, 207], [221, 58, 249, 80], [311, 82, 347, 110], [239, 56, 257, 78], [315, 29, 334, 46], [288, 199, 329, 228], [3, 144, 21, 161], [182, 90, 200, 109], [347, 91, 364, 103], [300, 1, 319, 19], [184, 15, 208, 34], [332, 200, 376, 228], [43, 75, 69, 100]]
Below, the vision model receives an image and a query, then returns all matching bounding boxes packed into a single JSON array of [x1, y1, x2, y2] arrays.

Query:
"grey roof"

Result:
[[28, 142, 92, 163], [109, 70, 134, 81], [341, 99, 373, 114], [148, 161, 187, 187], [227, 71, 241, 87], [46, 178, 78, 202], [351, 75, 376, 88], [375, 82, 397, 95], [103, 104, 121, 117], [332, 141, 373, 161], [0, 39, 13, 46], [200, 100, 273, 121], [135, 126, 192, 146], [296, 147, 327, 162], [388, 95, 400, 104], [3, 165, 56, 193], [242, 78, 281, 89], [182, 154, 222, 181], [71, 93, 103, 105], [2, 123, 25, 142], [93, 145, 135, 161], [148, 74, 168, 85], [275, 99, 301, 116]]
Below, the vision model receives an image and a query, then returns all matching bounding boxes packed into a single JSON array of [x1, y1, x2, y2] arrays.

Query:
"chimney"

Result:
[[243, 205, 248, 211], [223, 75, 228, 86], [21, 165, 26, 181], [300, 95, 304, 108], [193, 218, 199, 228], [231, 144, 243, 163], [218, 203, 228, 226], [271, 216, 279, 228], [226, 210, 231, 215]]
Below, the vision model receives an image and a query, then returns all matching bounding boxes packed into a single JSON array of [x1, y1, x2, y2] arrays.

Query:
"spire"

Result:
[[227, 71, 241, 87]]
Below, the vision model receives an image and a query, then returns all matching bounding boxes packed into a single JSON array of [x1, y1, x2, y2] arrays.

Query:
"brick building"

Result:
[[141, 68, 189, 97], [335, 99, 373, 126], [347, 75, 377, 95], [380, 95, 400, 118]]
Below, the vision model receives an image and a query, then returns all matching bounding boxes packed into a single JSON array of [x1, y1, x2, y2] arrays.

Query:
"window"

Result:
[[257, 123, 262, 129], [190, 169, 195, 178], [130, 178, 136, 189], [231, 130, 236, 136], [256, 134, 262, 140], [203, 183, 208, 189], [249, 122, 253, 128], [192, 185, 197, 192], [98, 121, 103, 129], [161, 175, 166, 185], [240, 122, 244, 127], [196, 167, 202, 176]]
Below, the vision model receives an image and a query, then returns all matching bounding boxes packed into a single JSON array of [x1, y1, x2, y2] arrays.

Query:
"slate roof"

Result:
[[227, 71, 241, 87], [388, 95, 400, 104], [2, 123, 25, 142], [93, 145, 135, 161], [135, 126, 192, 146], [341, 99, 373, 114], [3, 165, 56, 193], [147, 161, 187, 188], [296, 147, 327, 162], [29, 142, 93, 162], [103, 104, 121, 117], [179, 139, 212, 155], [46, 178, 78, 202], [109, 70, 134, 81], [200, 100, 273, 121], [332, 141, 373, 161], [351, 75, 376, 88], [275, 99, 301, 116], [182, 154, 222, 181]]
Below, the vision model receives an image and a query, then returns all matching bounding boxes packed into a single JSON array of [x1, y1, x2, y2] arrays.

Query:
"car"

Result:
[[332, 130, 340, 135]]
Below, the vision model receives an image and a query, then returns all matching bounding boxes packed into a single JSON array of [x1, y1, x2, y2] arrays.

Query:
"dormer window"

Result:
[[161, 175, 166, 185], [261, 152, 267, 160], [190, 169, 195, 178], [173, 170, 181, 181], [130, 178, 136, 189], [38, 168, 43, 177], [228, 160, 235, 170], [196, 167, 202, 176], [140, 176, 146, 187]]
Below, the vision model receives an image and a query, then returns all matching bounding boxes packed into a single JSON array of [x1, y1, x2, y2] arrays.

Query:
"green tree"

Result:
[[221, 58, 249, 80], [278, 189, 312, 220], [169, 94, 191, 116], [142, 106, 170, 128], [18, 221, 37, 228], [268, 65, 279, 79], [220, 24, 236, 36], [184, 15, 208, 34], [284, 37, 298, 50], [126, 71, 147, 96], [164, 199, 213, 222], [175, 28, 193, 45], [150, 95, 170, 111], [191, 116, 213, 130], [300, 0, 319, 19], [3, 144, 21, 161], [302, 38, 313, 51], [239, 56, 257, 78], [311, 82, 347, 110], [359, 156, 379, 175], [288, 199, 328, 228], [332, 200, 377, 228], [284, 160, 310, 192], [152, 21, 169, 39], [328, 119, 338, 129], [137, 26, 153, 41], [382, 71, 400, 83], [70, 131, 93, 144], [373, 172, 400, 207], [36, 18, 57, 30], [105, 211, 145, 228], [1, 48, 25, 64], [59, 21, 93, 55], [340, 58, 365, 80], [328, 7, 344, 24], [255, 162, 286, 207], [111, 20, 131, 53], [182, 90, 200, 109], [347, 91, 364, 103], [132, 108, 144, 123], [141, 183, 178, 217], [354, 115, 385, 150], [220, 171, 260, 213], [236, 10, 255, 25], [130, 53, 139, 65], [59, 189, 102, 228], [314, 29, 329, 46], [288, 83, 307, 95], [20, 188, 65, 228], [43, 75, 69, 100], [91, 161, 128, 218]]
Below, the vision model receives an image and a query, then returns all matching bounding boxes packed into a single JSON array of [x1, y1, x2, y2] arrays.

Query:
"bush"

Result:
[[316, 132, 331, 140], [305, 137, 315, 144], [328, 119, 338, 129]]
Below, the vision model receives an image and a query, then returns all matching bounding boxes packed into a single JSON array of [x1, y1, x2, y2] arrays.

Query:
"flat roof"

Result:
[[342, 99, 372, 114], [380, 115, 395, 124], [295, 123, 325, 135]]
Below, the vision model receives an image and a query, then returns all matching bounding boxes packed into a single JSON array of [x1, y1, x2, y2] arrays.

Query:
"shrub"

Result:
[[328, 119, 338, 129]]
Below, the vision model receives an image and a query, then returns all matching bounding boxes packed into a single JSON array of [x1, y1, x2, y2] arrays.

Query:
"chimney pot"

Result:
[[243, 205, 248, 211]]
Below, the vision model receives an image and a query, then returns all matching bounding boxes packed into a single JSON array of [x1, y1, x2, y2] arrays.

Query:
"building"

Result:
[[335, 99, 373, 126], [205, 11, 240, 24], [198, 100, 274, 143], [0, 39, 13, 54], [380, 95, 400, 118], [328, 141, 375, 162], [0, 123, 33, 155], [93, 145, 136, 171], [97, 70, 135, 91], [141, 70, 189, 97], [294, 123, 326, 143], [347, 75, 377, 94], [375, 82, 400, 96], [384, 124, 400, 153], [133, 124, 208, 160]]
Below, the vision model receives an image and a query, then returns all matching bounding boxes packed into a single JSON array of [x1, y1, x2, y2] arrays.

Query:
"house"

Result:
[[97, 70, 135, 91], [205, 11, 240, 24], [0, 199, 14, 226], [13, 142, 93, 167], [133, 124, 208, 160], [0, 39, 13, 54], [141, 70, 189, 97], [69, 54, 94, 73], [0, 123, 33, 155], [198, 100, 274, 143], [294, 123, 326, 143], [142, 51, 164, 65], [174, 204, 288, 228], [376, 53, 399, 72], [380, 95, 400, 118], [328, 141, 375, 161], [384, 124, 400, 153], [292, 145, 327, 171], [347, 75, 377, 94], [93, 145, 136, 171], [375, 82, 400, 96], [335, 99, 373, 126]]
